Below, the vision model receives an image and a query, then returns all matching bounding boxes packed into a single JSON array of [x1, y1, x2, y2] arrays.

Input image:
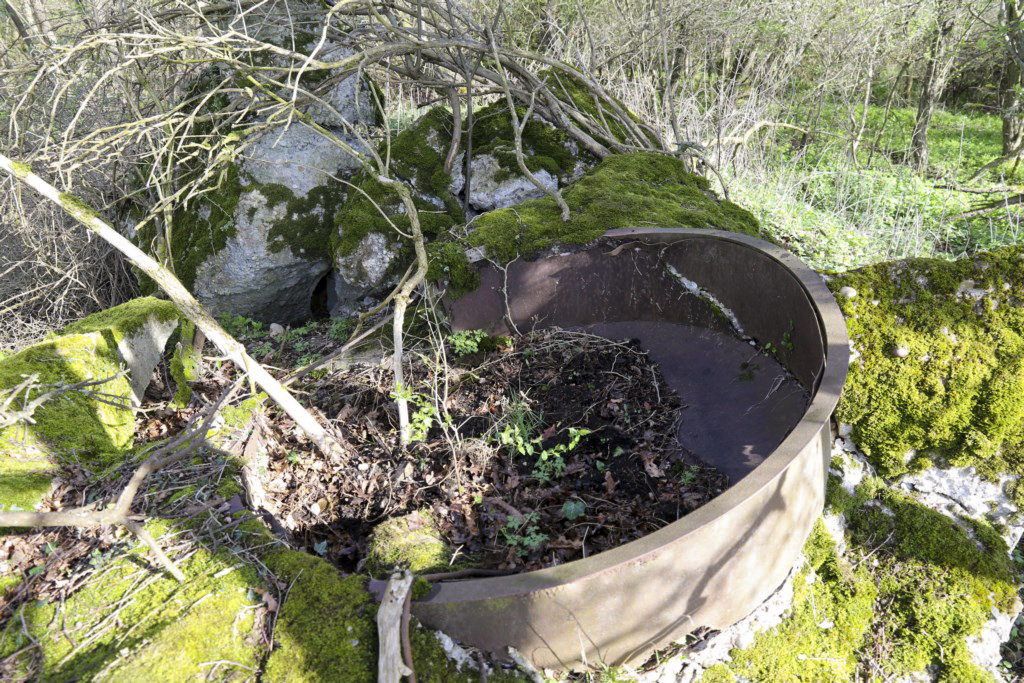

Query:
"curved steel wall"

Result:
[[414, 229, 849, 669]]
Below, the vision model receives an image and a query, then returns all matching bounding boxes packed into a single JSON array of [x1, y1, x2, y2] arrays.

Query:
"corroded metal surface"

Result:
[[413, 229, 848, 670]]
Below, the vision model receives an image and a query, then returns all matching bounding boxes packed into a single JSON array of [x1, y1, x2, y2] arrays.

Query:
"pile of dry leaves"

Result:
[[257, 328, 728, 573]]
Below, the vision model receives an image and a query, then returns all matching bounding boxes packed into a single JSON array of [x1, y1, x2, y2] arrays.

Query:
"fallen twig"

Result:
[[377, 569, 415, 683]]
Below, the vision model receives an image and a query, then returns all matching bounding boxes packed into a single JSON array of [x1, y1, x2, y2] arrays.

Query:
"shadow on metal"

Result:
[[412, 228, 849, 670]]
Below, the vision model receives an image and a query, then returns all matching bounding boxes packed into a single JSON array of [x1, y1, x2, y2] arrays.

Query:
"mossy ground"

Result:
[[0, 522, 263, 682], [469, 151, 762, 263], [1, 466, 529, 682], [829, 247, 1024, 484], [702, 475, 1016, 682]]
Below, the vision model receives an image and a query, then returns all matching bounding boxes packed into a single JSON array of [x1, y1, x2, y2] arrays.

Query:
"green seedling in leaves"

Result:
[[216, 313, 264, 340], [499, 423, 591, 483], [501, 512, 548, 557], [678, 464, 700, 487], [448, 329, 488, 356], [329, 316, 356, 341], [561, 499, 586, 521]]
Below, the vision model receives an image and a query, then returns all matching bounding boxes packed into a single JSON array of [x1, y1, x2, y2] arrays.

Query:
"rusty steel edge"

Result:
[[408, 228, 850, 669]]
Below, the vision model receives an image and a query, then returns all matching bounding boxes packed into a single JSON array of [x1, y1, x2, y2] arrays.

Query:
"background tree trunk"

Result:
[[1002, 0, 1024, 155], [912, 17, 956, 172]]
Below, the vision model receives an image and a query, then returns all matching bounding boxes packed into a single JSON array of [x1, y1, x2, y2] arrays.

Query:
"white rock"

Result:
[[449, 153, 559, 212], [331, 232, 400, 316], [898, 465, 1022, 549], [193, 193, 328, 324], [269, 323, 286, 337], [966, 600, 1022, 681], [118, 315, 180, 404], [838, 286, 857, 299], [244, 125, 364, 198]]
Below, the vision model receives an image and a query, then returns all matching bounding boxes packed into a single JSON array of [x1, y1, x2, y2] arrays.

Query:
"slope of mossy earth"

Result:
[[468, 151, 762, 264], [700, 475, 1016, 682], [827, 247, 1024, 486], [0, 297, 179, 513], [0, 470, 529, 682]]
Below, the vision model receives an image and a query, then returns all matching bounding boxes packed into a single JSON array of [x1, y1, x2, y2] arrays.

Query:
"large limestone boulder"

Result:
[[447, 102, 591, 212], [155, 13, 375, 324]]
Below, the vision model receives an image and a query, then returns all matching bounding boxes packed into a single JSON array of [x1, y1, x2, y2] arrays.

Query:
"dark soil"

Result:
[[258, 328, 728, 573]]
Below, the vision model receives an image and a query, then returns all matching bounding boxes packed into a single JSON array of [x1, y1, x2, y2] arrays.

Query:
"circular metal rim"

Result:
[[419, 227, 849, 603]]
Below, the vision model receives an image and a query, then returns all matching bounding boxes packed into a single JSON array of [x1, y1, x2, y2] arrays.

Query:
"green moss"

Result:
[[57, 192, 102, 222], [9, 160, 32, 177], [0, 524, 263, 682], [707, 475, 1015, 682], [263, 548, 527, 683], [60, 296, 179, 339], [167, 162, 245, 289], [0, 452, 54, 512], [469, 100, 592, 180], [0, 299, 181, 511], [843, 487, 1013, 680], [260, 181, 346, 260], [0, 575, 19, 595], [389, 107, 463, 205], [470, 152, 763, 263], [220, 394, 265, 431], [0, 333, 134, 470], [427, 240, 479, 296], [365, 511, 454, 578], [830, 247, 1024, 481], [333, 171, 461, 259], [261, 549, 378, 682], [702, 520, 877, 682], [169, 320, 199, 406]]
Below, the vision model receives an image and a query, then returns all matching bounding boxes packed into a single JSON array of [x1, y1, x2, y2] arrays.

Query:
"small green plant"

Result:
[[329, 316, 357, 341], [448, 329, 488, 356], [217, 313, 264, 340], [250, 341, 274, 358], [678, 464, 700, 487], [390, 384, 436, 443], [286, 451, 301, 465], [501, 512, 548, 557], [499, 421, 591, 483], [561, 499, 586, 521]]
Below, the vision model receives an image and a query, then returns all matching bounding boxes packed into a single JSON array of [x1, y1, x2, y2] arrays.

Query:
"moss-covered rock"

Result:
[[365, 510, 454, 577], [0, 298, 180, 512], [469, 151, 763, 263], [701, 520, 877, 682], [1, 474, 528, 683], [0, 520, 264, 681], [701, 474, 1016, 682], [261, 547, 528, 683], [137, 20, 375, 324], [829, 247, 1024, 484]]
